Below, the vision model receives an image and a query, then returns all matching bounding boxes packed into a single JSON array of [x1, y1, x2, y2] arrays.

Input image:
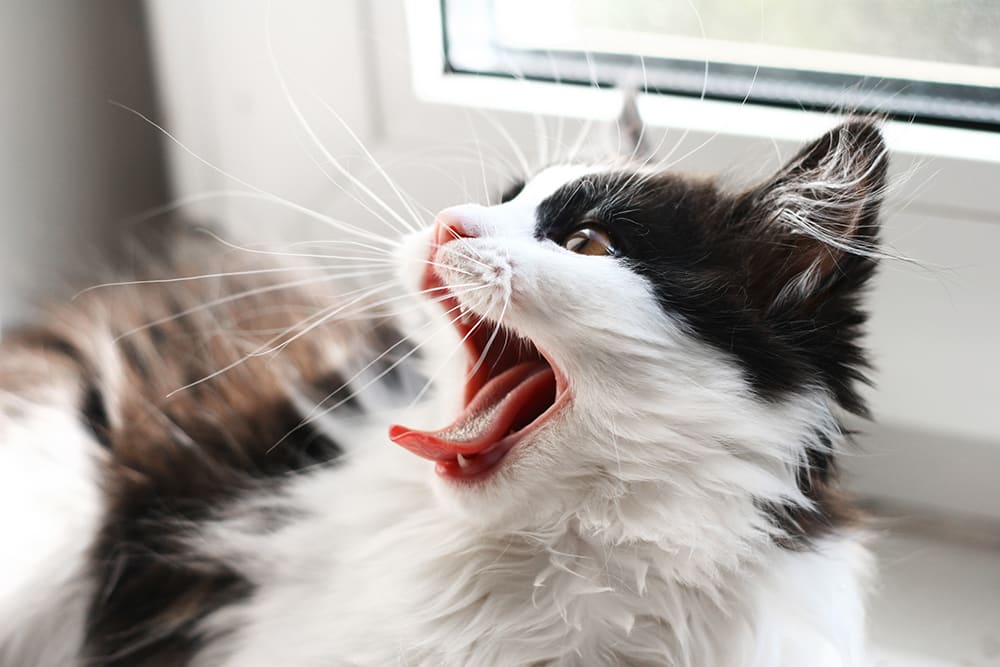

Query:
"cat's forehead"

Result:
[[524, 165, 692, 210], [532, 167, 709, 231]]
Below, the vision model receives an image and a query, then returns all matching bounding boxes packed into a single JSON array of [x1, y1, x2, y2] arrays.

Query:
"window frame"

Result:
[[442, 0, 1000, 133], [407, 0, 1000, 172]]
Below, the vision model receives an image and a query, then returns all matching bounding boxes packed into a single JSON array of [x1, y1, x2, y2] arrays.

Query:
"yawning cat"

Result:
[[0, 114, 887, 666]]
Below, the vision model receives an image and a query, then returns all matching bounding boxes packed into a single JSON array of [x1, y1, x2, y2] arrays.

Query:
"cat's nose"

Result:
[[432, 205, 480, 247]]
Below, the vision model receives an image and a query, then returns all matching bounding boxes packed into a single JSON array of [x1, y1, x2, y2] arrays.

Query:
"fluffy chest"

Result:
[[194, 449, 755, 667]]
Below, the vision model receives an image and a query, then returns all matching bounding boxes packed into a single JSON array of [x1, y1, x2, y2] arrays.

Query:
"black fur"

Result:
[[84, 392, 345, 666], [79, 291, 415, 665], [80, 384, 112, 449]]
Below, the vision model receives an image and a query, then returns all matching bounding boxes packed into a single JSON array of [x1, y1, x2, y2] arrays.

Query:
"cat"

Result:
[[0, 106, 888, 666]]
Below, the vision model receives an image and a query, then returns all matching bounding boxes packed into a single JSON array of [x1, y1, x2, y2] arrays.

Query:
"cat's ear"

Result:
[[616, 88, 651, 160], [737, 120, 888, 308]]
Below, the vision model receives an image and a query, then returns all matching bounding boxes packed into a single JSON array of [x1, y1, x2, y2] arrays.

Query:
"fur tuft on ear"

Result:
[[738, 119, 889, 308], [616, 88, 651, 161]]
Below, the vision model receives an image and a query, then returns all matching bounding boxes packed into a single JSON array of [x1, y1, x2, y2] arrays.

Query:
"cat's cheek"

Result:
[[506, 253, 661, 344], [393, 227, 435, 295]]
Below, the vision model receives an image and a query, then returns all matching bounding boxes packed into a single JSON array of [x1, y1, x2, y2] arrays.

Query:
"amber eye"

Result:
[[561, 225, 617, 256]]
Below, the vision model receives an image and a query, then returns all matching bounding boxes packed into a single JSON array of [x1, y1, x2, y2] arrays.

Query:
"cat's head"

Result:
[[392, 119, 887, 550]]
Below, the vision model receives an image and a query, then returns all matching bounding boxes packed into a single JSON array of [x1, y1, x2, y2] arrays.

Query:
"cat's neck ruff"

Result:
[[196, 432, 867, 667]]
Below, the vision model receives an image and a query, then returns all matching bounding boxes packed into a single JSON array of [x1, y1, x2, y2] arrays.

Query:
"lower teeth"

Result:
[[456, 453, 471, 468]]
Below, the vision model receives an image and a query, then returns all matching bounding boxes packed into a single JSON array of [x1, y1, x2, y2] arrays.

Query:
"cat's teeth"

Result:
[[456, 453, 471, 468]]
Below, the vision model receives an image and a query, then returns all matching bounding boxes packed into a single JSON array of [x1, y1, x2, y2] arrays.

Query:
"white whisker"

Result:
[[465, 295, 511, 381], [406, 299, 496, 409], [102, 109, 399, 248], [73, 265, 380, 299], [163, 280, 403, 398], [197, 228, 397, 263], [113, 272, 393, 343], [271, 291, 491, 450], [314, 94, 426, 230], [252, 282, 484, 358], [264, 6, 418, 236], [473, 109, 532, 178]]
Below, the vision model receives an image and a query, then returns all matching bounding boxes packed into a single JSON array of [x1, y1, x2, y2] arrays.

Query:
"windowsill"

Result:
[[414, 71, 1000, 168], [867, 526, 1000, 666]]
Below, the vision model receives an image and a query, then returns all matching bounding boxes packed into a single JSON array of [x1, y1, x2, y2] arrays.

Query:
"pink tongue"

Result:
[[389, 362, 554, 461]]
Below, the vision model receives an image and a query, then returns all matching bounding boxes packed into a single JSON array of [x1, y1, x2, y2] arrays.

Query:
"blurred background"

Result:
[[0, 2, 997, 665]]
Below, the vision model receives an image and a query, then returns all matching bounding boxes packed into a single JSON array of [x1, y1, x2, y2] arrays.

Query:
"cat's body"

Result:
[[0, 119, 887, 666]]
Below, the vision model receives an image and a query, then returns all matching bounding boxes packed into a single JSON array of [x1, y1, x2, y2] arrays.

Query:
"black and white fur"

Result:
[[0, 118, 887, 666]]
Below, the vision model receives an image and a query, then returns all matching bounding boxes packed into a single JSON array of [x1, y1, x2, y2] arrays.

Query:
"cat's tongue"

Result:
[[389, 361, 555, 462]]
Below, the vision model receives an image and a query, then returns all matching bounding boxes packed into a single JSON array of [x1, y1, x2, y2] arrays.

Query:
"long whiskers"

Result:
[[464, 296, 511, 383], [162, 280, 401, 398], [107, 106, 401, 249], [264, 4, 420, 237], [313, 94, 426, 231], [198, 228, 394, 263], [269, 292, 489, 452], [292, 294, 471, 429], [73, 264, 388, 299], [112, 272, 394, 343], [250, 281, 486, 359]]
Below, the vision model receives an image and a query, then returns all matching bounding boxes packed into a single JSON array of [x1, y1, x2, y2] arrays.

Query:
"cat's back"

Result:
[[0, 231, 408, 666]]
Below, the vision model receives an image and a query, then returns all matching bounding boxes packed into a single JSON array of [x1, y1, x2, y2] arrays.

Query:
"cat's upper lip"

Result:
[[388, 239, 570, 481]]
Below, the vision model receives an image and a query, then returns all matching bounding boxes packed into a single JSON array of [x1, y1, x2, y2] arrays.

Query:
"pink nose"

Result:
[[432, 207, 476, 247]]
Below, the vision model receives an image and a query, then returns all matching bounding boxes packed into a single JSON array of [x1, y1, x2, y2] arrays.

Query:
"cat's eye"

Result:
[[561, 225, 617, 257]]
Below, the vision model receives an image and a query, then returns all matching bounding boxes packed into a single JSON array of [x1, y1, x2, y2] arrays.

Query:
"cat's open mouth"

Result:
[[388, 250, 569, 482]]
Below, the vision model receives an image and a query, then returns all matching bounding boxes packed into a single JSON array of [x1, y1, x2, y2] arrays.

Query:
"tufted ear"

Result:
[[736, 120, 889, 309], [616, 88, 652, 161]]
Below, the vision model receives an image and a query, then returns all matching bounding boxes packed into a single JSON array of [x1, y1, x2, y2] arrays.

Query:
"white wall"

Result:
[[146, 0, 380, 244], [0, 1, 167, 326]]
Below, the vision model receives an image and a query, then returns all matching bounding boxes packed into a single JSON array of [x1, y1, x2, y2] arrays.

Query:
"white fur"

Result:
[[0, 390, 103, 667], [189, 167, 872, 666]]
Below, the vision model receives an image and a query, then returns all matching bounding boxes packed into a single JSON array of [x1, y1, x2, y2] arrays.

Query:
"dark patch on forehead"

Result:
[[534, 171, 805, 399], [532, 170, 872, 414]]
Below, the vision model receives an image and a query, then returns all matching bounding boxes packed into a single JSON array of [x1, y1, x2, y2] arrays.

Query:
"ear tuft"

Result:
[[740, 119, 889, 307], [616, 88, 651, 160]]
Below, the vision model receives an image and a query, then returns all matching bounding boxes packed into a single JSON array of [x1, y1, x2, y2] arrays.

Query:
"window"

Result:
[[443, 0, 1000, 131]]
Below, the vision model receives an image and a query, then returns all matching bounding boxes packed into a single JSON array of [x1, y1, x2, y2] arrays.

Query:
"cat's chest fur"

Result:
[[192, 442, 869, 667]]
